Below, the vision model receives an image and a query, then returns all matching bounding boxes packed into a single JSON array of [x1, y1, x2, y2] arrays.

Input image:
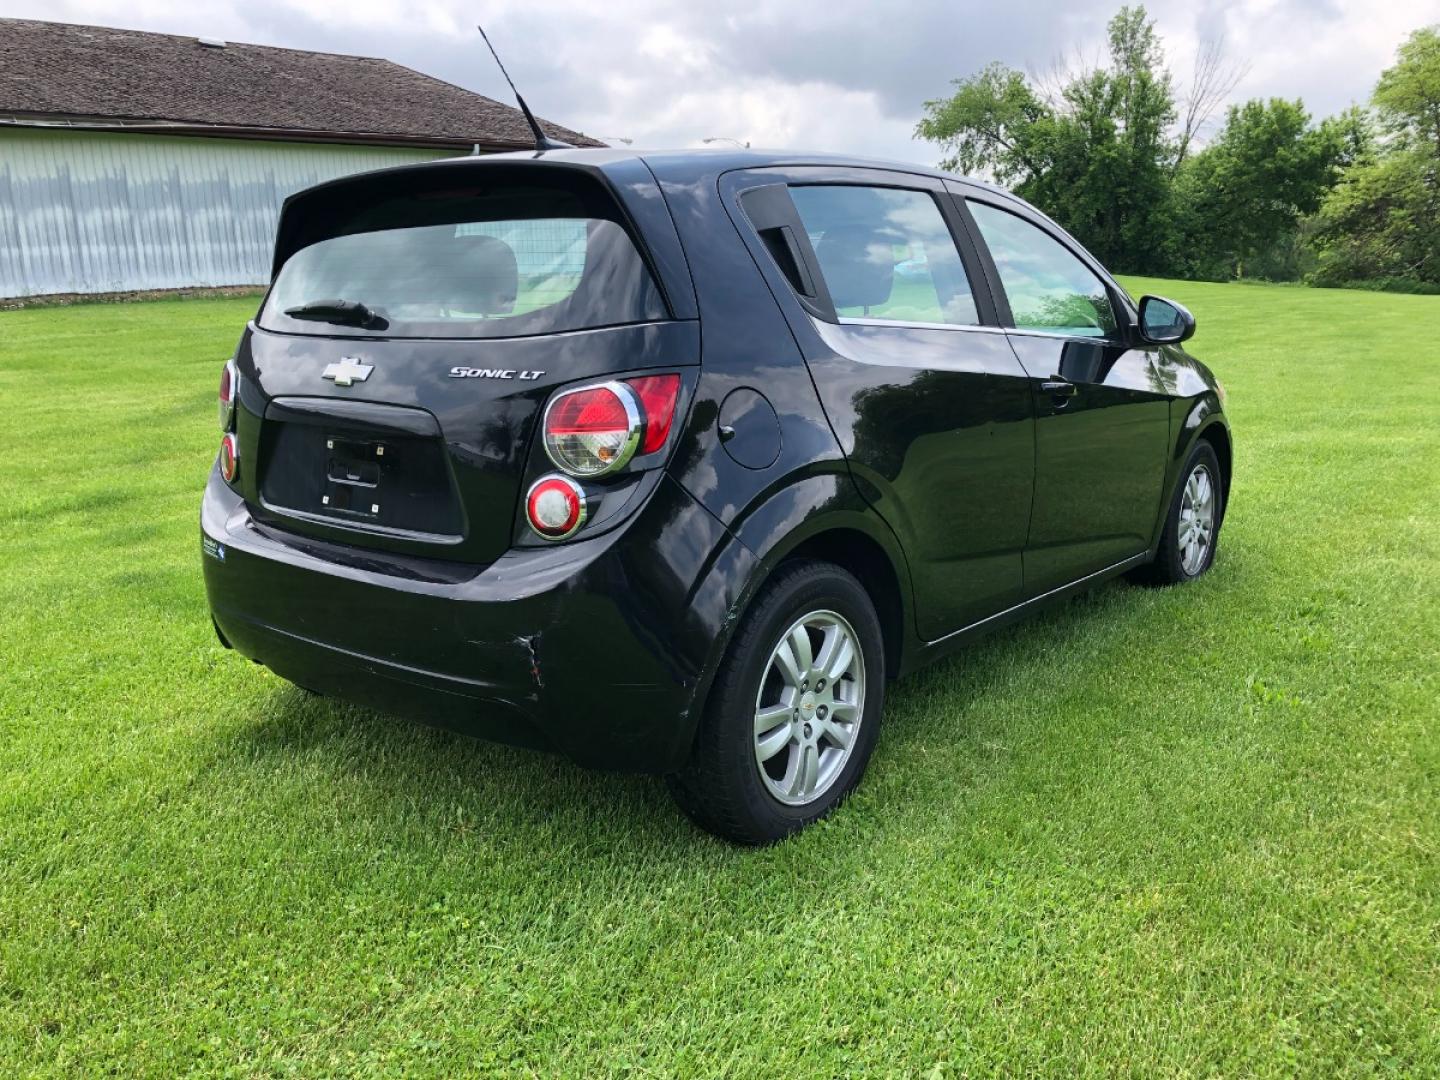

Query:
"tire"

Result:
[[667, 560, 886, 844], [1133, 440, 1224, 586]]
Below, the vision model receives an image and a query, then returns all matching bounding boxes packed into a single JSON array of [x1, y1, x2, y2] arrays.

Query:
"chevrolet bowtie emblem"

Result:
[[322, 357, 373, 387]]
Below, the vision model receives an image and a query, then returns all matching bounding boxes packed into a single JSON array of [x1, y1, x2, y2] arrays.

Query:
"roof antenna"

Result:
[[476, 24, 573, 152]]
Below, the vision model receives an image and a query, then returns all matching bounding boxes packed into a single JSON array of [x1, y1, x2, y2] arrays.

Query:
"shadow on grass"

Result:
[[218, 575, 1167, 855]]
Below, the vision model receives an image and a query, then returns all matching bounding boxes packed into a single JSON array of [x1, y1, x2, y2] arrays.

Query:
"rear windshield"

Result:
[[259, 177, 667, 339]]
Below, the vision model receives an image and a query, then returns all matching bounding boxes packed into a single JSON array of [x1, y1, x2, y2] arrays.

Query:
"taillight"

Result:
[[525, 475, 587, 540], [628, 374, 681, 454], [219, 432, 239, 484], [542, 375, 681, 478], [543, 381, 641, 477], [218, 358, 237, 431]]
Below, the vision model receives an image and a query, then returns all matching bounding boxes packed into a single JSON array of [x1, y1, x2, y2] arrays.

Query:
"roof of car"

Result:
[[459, 146, 1000, 188], [272, 146, 1024, 240]]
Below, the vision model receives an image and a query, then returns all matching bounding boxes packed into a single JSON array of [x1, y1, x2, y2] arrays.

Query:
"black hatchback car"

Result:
[[203, 148, 1230, 843]]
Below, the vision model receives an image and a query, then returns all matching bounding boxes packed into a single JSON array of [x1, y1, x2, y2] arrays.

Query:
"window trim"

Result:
[[837, 316, 1011, 334]]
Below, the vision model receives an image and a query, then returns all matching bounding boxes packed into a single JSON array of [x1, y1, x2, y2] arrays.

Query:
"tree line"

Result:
[[916, 8, 1440, 293]]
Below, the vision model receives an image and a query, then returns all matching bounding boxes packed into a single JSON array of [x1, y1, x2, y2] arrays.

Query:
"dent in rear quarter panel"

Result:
[[526, 475, 759, 770], [203, 464, 756, 773]]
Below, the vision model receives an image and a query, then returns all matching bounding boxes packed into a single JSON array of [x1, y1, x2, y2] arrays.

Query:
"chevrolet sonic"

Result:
[[202, 148, 1231, 843]]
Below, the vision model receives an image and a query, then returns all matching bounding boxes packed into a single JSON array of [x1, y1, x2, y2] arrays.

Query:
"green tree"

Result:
[[1310, 26, 1440, 288], [1034, 8, 1177, 272], [1374, 25, 1440, 153], [1172, 99, 1350, 279], [913, 61, 1047, 182], [917, 6, 1180, 271]]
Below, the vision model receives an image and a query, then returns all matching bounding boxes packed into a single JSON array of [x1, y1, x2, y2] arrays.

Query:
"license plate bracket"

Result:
[[322, 436, 389, 518]]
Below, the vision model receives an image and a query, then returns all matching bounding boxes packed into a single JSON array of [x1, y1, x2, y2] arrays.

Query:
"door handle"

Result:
[[1040, 379, 1077, 397]]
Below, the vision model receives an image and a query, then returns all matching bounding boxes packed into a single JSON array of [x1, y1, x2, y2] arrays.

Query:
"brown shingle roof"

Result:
[[0, 17, 600, 149]]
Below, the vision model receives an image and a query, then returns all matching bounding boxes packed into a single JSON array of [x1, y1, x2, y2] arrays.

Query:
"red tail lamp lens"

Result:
[[542, 376, 681, 478], [218, 358, 237, 431], [544, 383, 638, 477], [628, 374, 681, 454], [525, 475, 587, 540], [219, 432, 239, 484]]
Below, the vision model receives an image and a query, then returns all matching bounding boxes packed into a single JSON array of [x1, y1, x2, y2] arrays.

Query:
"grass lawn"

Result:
[[1, 279, 1436, 1075]]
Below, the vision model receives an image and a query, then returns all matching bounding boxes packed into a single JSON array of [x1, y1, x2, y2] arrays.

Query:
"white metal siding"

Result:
[[0, 127, 450, 297]]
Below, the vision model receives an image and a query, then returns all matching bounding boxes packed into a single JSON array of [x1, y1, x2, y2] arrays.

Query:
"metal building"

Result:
[[0, 18, 598, 299]]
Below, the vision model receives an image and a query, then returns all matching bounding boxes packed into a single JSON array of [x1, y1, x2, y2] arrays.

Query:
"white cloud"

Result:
[[3, 0, 1435, 164]]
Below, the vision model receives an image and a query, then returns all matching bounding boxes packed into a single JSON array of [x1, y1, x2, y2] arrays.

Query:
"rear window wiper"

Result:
[[283, 299, 388, 330]]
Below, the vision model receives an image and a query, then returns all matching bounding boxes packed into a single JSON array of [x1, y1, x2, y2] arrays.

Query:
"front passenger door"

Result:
[[963, 197, 1170, 595]]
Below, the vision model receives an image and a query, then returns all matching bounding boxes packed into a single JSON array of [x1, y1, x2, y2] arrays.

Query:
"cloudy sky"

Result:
[[3, 0, 1433, 162]]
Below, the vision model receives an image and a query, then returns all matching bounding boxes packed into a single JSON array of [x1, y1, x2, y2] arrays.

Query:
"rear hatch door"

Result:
[[232, 159, 696, 564]]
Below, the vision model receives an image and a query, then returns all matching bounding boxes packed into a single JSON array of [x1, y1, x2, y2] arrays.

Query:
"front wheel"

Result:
[[667, 560, 886, 844], [1134, 440, 1224, 586]]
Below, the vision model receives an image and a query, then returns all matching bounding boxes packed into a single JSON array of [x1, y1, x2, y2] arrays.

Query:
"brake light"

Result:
[[218, 358, 237, 431], [628, 374, 681, 454], [542, 375, 681, 478], [543, 381, 640, 477], [525, 475, 587, 540], [219, 432, 239, 484]]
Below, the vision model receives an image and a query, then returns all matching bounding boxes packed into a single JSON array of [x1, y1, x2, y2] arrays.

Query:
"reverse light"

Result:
[[525, 475, 587, 540], [542, 375, 682, 477], [218, 358, 238, 431], [219, 431, 239, 484]]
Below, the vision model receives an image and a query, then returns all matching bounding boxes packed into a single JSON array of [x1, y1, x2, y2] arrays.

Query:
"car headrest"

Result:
[[813, 225, 894, 310], [449, 234, 519, 315]]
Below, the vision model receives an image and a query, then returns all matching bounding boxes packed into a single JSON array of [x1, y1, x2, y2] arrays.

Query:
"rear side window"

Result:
[[967, 201, 1117, 338], [260, 181, 666, 339], [789, 186, 980, 326]]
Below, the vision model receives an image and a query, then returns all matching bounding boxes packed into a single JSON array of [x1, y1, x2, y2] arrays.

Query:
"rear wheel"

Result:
[[1134, 440, 1224, 586], [667, 560, 885, 844]]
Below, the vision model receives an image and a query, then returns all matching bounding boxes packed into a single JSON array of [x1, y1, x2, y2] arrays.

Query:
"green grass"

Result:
[[1, 280, 1437, 1076]]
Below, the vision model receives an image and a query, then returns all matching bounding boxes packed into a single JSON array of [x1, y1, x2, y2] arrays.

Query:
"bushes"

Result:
[[1324, 277, 1440, 295]]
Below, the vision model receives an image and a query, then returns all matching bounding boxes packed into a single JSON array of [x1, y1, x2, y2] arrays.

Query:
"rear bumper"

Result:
[[201, 467, 755, 772]]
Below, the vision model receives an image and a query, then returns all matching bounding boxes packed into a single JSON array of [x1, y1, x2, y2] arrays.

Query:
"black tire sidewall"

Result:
[[1161, 441, 1223, 582], [692, 562, 886, 841]]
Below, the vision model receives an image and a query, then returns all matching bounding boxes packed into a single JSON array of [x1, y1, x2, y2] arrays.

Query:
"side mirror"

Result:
[[1137, 295, 1195, 345]]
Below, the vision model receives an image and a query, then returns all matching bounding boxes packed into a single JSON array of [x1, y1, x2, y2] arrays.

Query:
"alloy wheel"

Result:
[[1178, 463, 1216, 575], [752, 609, 866, 806]]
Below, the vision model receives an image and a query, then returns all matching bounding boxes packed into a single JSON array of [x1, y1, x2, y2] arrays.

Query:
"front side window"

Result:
[[789, 185, 979, 326], [967, 201, 1117, 338], [260, 185, 666, 339]]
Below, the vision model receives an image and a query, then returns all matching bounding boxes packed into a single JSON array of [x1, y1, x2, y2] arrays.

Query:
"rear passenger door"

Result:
[[958, 193, 1170, 595], [724, 168, 1035, 640]]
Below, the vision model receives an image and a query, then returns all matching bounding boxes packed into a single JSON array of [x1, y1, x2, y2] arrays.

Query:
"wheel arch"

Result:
[[1196, 419, 1232, 520], [735, 493, 914, 678], [773, 527, 907, 681], [1152, 397, 1231, 551], [673, 501, 914, 768]]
